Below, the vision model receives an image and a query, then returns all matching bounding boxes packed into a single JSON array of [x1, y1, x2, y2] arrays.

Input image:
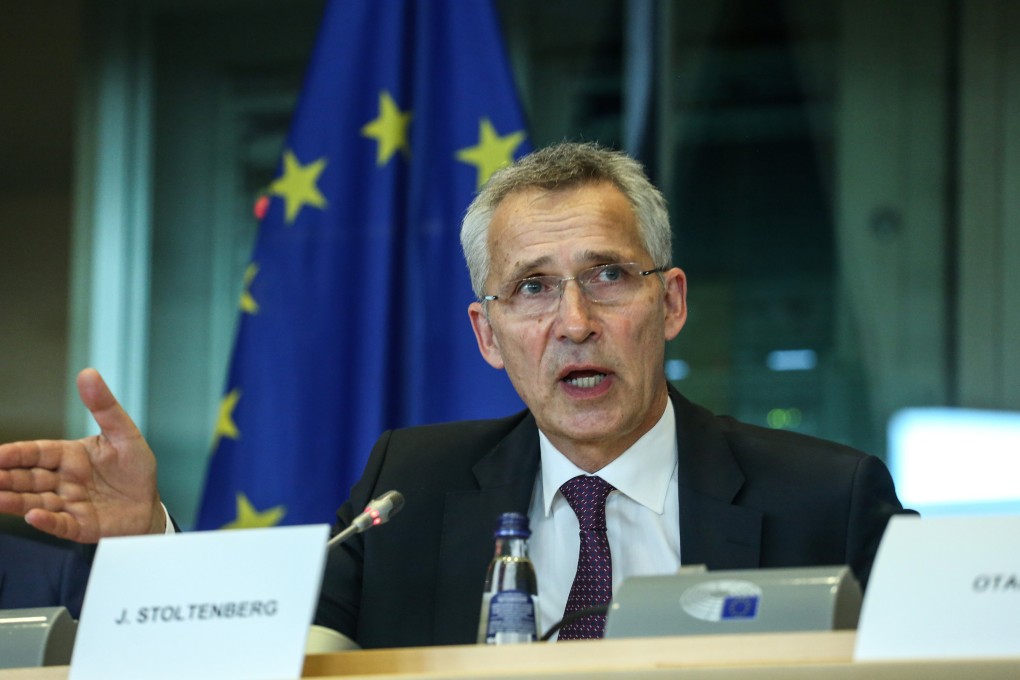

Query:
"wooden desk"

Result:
[[2, 632, 1018, 679]]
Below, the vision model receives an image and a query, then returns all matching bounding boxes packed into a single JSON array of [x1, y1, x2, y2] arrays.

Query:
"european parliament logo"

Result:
[[680, 580, 764, 622], [721, 595, 760, 620]]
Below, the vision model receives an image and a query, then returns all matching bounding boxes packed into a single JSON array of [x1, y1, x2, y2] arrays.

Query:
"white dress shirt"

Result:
[[528, 397, 682, 638]]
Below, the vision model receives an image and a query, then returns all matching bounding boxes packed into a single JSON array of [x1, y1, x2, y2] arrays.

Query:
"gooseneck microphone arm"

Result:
[[327, 490, 405, 549]]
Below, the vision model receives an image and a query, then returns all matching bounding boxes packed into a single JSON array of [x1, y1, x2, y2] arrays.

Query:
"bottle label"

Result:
[[483, 590, 537, 644]]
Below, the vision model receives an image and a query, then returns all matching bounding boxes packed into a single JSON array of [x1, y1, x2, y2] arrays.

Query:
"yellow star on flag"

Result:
[[212, 388, 242, 450], [240, 262, 259, 314], [456, 118, 526, 188], [223, 492, 286, 529], [268, 150, 328, 224], [361, 91, 412, 166]]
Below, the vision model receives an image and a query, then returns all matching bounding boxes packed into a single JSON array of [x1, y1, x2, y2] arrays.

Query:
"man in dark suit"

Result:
[[316, 388, 904, 648], [0, 142, 911, 649], [0, 514, 93, 618], [315, 142, 912, 646]]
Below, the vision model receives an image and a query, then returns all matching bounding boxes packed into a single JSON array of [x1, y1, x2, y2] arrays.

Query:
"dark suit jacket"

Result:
[[316, 387, 912, 648], [0, 515, 94, 619]]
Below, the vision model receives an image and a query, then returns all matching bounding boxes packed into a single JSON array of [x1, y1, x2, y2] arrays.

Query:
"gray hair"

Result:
[[460, 142, 672, 298]]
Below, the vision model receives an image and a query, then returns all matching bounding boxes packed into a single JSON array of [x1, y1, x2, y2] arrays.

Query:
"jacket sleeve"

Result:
[[313, 429, 392, 638], [844, 454, 917, 590]]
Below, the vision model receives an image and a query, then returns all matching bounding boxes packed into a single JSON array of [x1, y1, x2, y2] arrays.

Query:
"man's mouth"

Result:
[[562, 371, 607, 388]]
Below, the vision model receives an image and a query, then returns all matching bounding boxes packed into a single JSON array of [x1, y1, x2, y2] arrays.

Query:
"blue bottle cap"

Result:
[[494, 511, 531, 538]]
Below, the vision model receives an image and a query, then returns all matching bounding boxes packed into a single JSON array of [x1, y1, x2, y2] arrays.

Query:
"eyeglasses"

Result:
[[482, 262, 666, 317]]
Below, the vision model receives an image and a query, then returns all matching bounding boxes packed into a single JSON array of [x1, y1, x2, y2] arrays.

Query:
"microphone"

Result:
[[327, 490, 405, 549]]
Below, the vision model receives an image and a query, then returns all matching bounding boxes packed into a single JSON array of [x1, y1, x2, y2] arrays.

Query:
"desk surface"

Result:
[[2, 631, 1018, 679]]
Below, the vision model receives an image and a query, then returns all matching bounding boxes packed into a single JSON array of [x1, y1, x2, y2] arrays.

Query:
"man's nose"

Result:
[[555, 279, 597, 342]]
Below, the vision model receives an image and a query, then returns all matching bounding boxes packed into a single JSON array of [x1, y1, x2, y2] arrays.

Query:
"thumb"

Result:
[[76, 368, 141, 441]]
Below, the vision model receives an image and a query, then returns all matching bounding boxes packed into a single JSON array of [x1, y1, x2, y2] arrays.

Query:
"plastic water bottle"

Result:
[[476, 512, 540, 644]]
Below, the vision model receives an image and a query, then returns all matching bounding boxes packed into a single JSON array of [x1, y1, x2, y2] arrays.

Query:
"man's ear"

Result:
[[468, 301, 506, 369], [662, 267, 688, 341]]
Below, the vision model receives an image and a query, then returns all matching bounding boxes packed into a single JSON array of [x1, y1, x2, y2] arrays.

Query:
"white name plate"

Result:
[[855, 514, 1020, 661], [70, 524, 329, 680]]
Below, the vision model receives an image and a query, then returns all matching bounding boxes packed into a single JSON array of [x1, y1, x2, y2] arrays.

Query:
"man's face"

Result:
[[468, 181, 687, 466]]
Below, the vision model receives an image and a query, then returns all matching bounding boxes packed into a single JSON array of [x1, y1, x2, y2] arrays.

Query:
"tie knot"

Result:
[[560, 475, 615, 531]]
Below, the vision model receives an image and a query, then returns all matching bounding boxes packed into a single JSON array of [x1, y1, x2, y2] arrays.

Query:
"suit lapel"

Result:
[[670, 387, 763, 570], [434, 414, 540, 643]]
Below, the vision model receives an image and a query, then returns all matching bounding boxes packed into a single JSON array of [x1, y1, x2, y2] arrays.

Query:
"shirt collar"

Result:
[[538, 396, 677, 516]]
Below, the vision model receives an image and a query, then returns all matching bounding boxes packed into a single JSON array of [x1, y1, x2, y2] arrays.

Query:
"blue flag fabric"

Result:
[[196, 0, 529, 530]]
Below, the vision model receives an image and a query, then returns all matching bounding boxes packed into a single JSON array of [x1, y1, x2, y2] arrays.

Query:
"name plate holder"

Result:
[[855, 514, 1020, 661], [0, 607, 77, 669], [605, 565, 861, 639], [70, 524, 328, 680]]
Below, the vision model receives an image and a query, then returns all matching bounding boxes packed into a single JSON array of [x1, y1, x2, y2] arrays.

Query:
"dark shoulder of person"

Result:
[[0, 514, 95, 619], [715, 413, 882, 477]]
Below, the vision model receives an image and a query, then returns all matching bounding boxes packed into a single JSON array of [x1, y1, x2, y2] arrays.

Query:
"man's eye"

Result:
[[515, 278, 550, 297], [592, 264, 627, 284]]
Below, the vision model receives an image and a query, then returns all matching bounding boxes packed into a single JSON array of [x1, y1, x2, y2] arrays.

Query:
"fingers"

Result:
[[0, 487, 62, 511], [0, 441, 84, 536], [0, 439, 43, 469], [0, 440, 86, 485], [0, 466, 61, 493], [25, 507, 88, 542], [0, 488, 66, 531], [0, 441, 63, 489], [76, 368, 143, 445], [0, 490, 33, 516]]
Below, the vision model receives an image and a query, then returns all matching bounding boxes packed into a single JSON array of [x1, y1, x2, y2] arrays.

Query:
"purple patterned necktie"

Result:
[[558, 475, 616, 640]]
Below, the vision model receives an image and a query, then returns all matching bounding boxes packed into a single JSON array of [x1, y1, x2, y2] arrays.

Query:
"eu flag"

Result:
[[196, 0, 529, 529]]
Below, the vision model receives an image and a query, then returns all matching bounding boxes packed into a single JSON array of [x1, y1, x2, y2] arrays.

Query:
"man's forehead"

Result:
[[489, 182, 635, 235], [501, 249, 633, 278]]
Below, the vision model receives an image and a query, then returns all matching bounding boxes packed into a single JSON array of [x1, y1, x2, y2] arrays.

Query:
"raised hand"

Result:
[[0, 368, 165, 542]]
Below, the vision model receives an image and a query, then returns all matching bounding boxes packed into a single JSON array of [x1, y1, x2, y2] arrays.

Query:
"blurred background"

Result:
[[2, 0, 1018, 528]]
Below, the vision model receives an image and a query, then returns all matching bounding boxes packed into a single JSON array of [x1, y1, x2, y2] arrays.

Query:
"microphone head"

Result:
[[364, 490, 405, 526], [330, 490, 407, 547]]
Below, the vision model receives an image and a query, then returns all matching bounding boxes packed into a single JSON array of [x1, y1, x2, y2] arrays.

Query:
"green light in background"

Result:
[[767, 407, 803, 430]]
